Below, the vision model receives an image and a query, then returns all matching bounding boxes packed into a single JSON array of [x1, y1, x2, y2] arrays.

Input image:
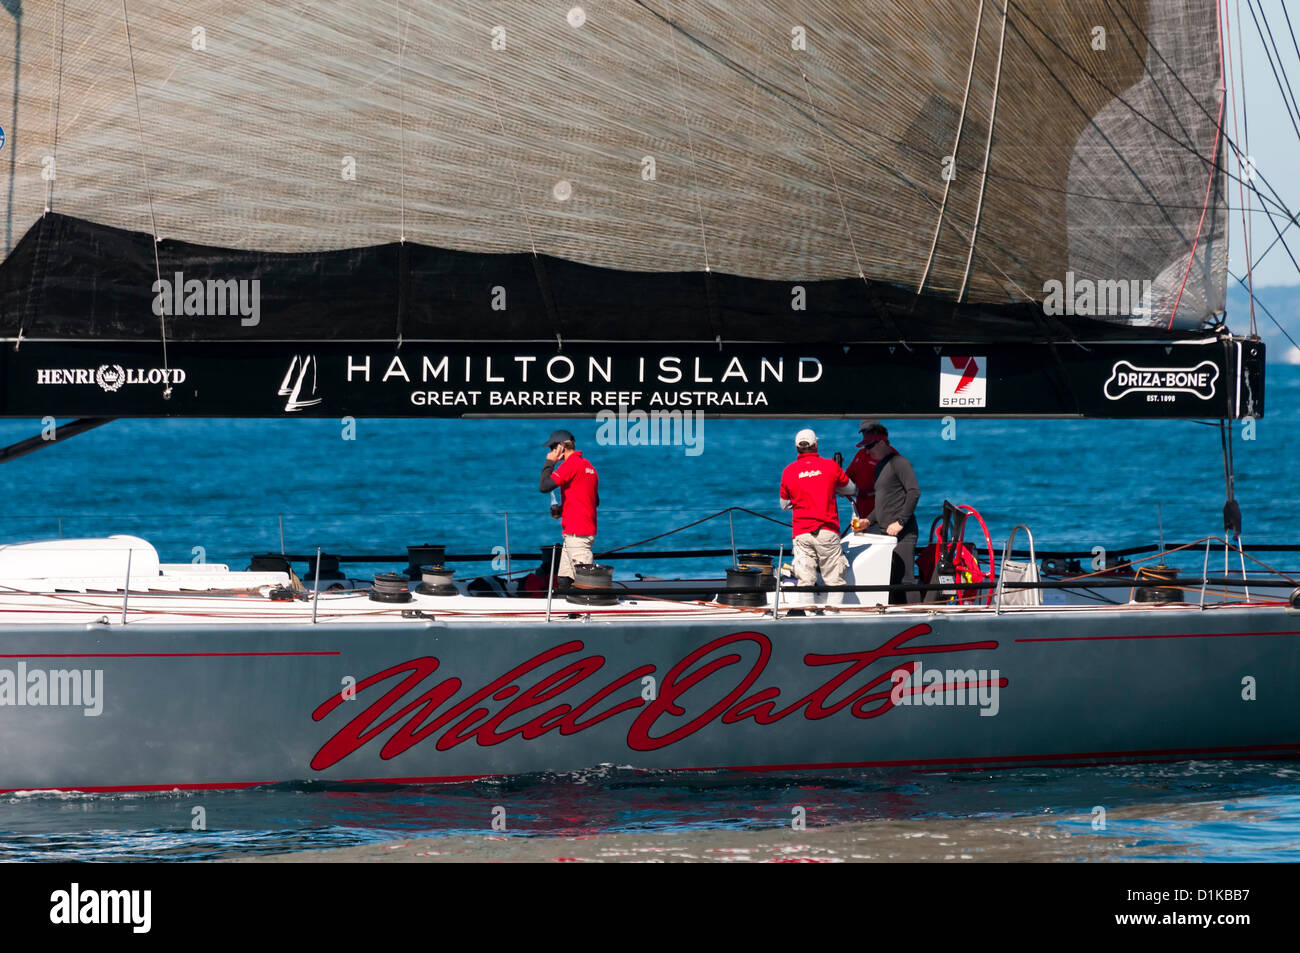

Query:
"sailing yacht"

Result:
[[0, 0, 1295, 791]]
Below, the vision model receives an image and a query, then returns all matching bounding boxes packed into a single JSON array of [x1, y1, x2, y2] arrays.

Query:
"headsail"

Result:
[[0, 1, 1259, 418]]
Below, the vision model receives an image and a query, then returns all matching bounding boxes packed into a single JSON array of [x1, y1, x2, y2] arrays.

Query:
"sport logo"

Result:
[[279, 354, 322, 412], [1103, 360, 1218, 400], [939, 356, 986, 408]]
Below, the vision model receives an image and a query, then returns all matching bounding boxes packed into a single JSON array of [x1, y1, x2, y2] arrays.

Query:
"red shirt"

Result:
[[552, 450, 599, 535], [845, 449, 877, 519], [780, 451, 849, 537]]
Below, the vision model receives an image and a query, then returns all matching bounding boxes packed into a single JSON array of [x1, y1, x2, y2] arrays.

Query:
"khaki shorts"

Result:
[[558, 534, 595, 579], [791, 530, 848, 605]]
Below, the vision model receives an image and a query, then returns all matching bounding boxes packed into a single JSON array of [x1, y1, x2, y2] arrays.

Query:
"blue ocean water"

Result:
[[0, 367, 1298, 861]]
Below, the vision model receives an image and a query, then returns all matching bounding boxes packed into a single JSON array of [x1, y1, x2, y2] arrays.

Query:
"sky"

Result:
[[1226, 2, 1300, 287]]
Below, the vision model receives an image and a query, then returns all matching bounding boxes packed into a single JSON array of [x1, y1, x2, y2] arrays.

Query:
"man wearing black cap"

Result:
[[539, 429, 599, 586], [845, 419, 879, 522], [857, 421, 921, 604]]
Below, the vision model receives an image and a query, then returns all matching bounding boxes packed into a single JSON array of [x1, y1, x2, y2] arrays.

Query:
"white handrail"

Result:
[[996, 524, 1037, 614], [773, 544, 783, 619], [121, 548, 132, 625], [312, 546, 322, 624], [544, 545, 558, 623]]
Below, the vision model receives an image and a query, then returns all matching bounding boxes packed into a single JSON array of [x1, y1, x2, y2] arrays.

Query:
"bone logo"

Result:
[[939, 356, 986, 408], [1103, 360, 1219, 400]]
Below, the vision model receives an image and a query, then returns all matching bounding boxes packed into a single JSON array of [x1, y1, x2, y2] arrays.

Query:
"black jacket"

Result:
[[867, 450, 920, 535]]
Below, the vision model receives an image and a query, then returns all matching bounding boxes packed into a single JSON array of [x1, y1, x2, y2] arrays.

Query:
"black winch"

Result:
[[416, 565, 457, 596], [305, 553, 346, 581], [1132, 564, 1182, 604], [407, 544, 446, 580], [735, 553, 777, 589], [249, 554, 291, 573], [567, 564, 617, 606], [719, 566, 766, 606], [370, 572, 412, 603]]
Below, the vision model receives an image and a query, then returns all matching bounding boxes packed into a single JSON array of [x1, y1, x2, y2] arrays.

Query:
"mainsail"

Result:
[[0, 1, 1261, 418]]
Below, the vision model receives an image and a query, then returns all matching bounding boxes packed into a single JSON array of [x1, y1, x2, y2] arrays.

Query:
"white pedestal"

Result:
[[842, 533, 898, 607]]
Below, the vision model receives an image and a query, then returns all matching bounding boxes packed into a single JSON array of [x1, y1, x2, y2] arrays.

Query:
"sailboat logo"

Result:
[[279, 355, 322, 412], [939, 356, 986, 408]]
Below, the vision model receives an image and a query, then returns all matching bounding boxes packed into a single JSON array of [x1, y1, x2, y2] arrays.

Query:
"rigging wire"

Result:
[[45, 0, 65, 217], [1222, 0, 1253, 338], [798, 71, 866, 282], [395, 0, 407, 244], [1229, 271, 1299, 350], [1226, 0, 1257, 337], [1004, 4, 1186, 240], [1168, 0, 1229, 328], [598, 506, 788, 558], [1099, 0, 1231, 328], [1232, 0, 1300, 280], [632, 0, 1040, 297], [1248, 0, 1300, 142], [119, 0, 171, 399], [1103, 0, 1300, 279], [1039, 0, 1296, 233], [958, 0, 1009, 302], [1283, 1, 1300, 68], [1238, 0, 1257, 338], [918, 0, 985, 294], [14, 0, 67, 353], [1100, 0, 1293, 220], [393, 0, 408, 349], [463, 11, 538, 257], [664, 1, 712, 274], [647, 0, 1278, 223], [1092, 0, 1300, 337]]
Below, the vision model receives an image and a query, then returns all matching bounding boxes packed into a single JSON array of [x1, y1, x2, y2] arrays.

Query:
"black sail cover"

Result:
[[0, 1, 1263, 418]]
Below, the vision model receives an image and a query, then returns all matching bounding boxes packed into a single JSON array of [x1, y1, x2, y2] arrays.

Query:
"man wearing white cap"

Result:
[[779, 429, 857, 609]]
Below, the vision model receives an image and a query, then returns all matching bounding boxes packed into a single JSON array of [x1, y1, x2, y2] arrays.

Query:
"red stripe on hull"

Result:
[[0, 651, 341, 658], [8, 742, 1300, 793], [1016, 630, 1300, 643]]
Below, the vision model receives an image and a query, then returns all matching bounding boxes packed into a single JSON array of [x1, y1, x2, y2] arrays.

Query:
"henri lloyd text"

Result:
[[310, 625, 1001, 768]]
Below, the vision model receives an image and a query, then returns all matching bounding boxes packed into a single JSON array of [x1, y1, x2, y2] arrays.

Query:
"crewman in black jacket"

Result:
[[857, 421, 921, 604]]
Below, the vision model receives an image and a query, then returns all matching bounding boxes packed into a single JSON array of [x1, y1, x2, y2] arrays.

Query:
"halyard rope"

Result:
[[918, 0, 985, 294], [120, 0, 171, 398], [958, 0, 1009, 302]]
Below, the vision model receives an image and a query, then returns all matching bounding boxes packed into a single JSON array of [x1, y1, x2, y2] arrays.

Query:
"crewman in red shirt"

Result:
[[844, 419, 879, 523], [539, 429, 599, 587], [779, 428, 857, 610]]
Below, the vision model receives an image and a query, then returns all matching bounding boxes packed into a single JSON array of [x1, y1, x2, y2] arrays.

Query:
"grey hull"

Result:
[[3, 607, 1298, 790]]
